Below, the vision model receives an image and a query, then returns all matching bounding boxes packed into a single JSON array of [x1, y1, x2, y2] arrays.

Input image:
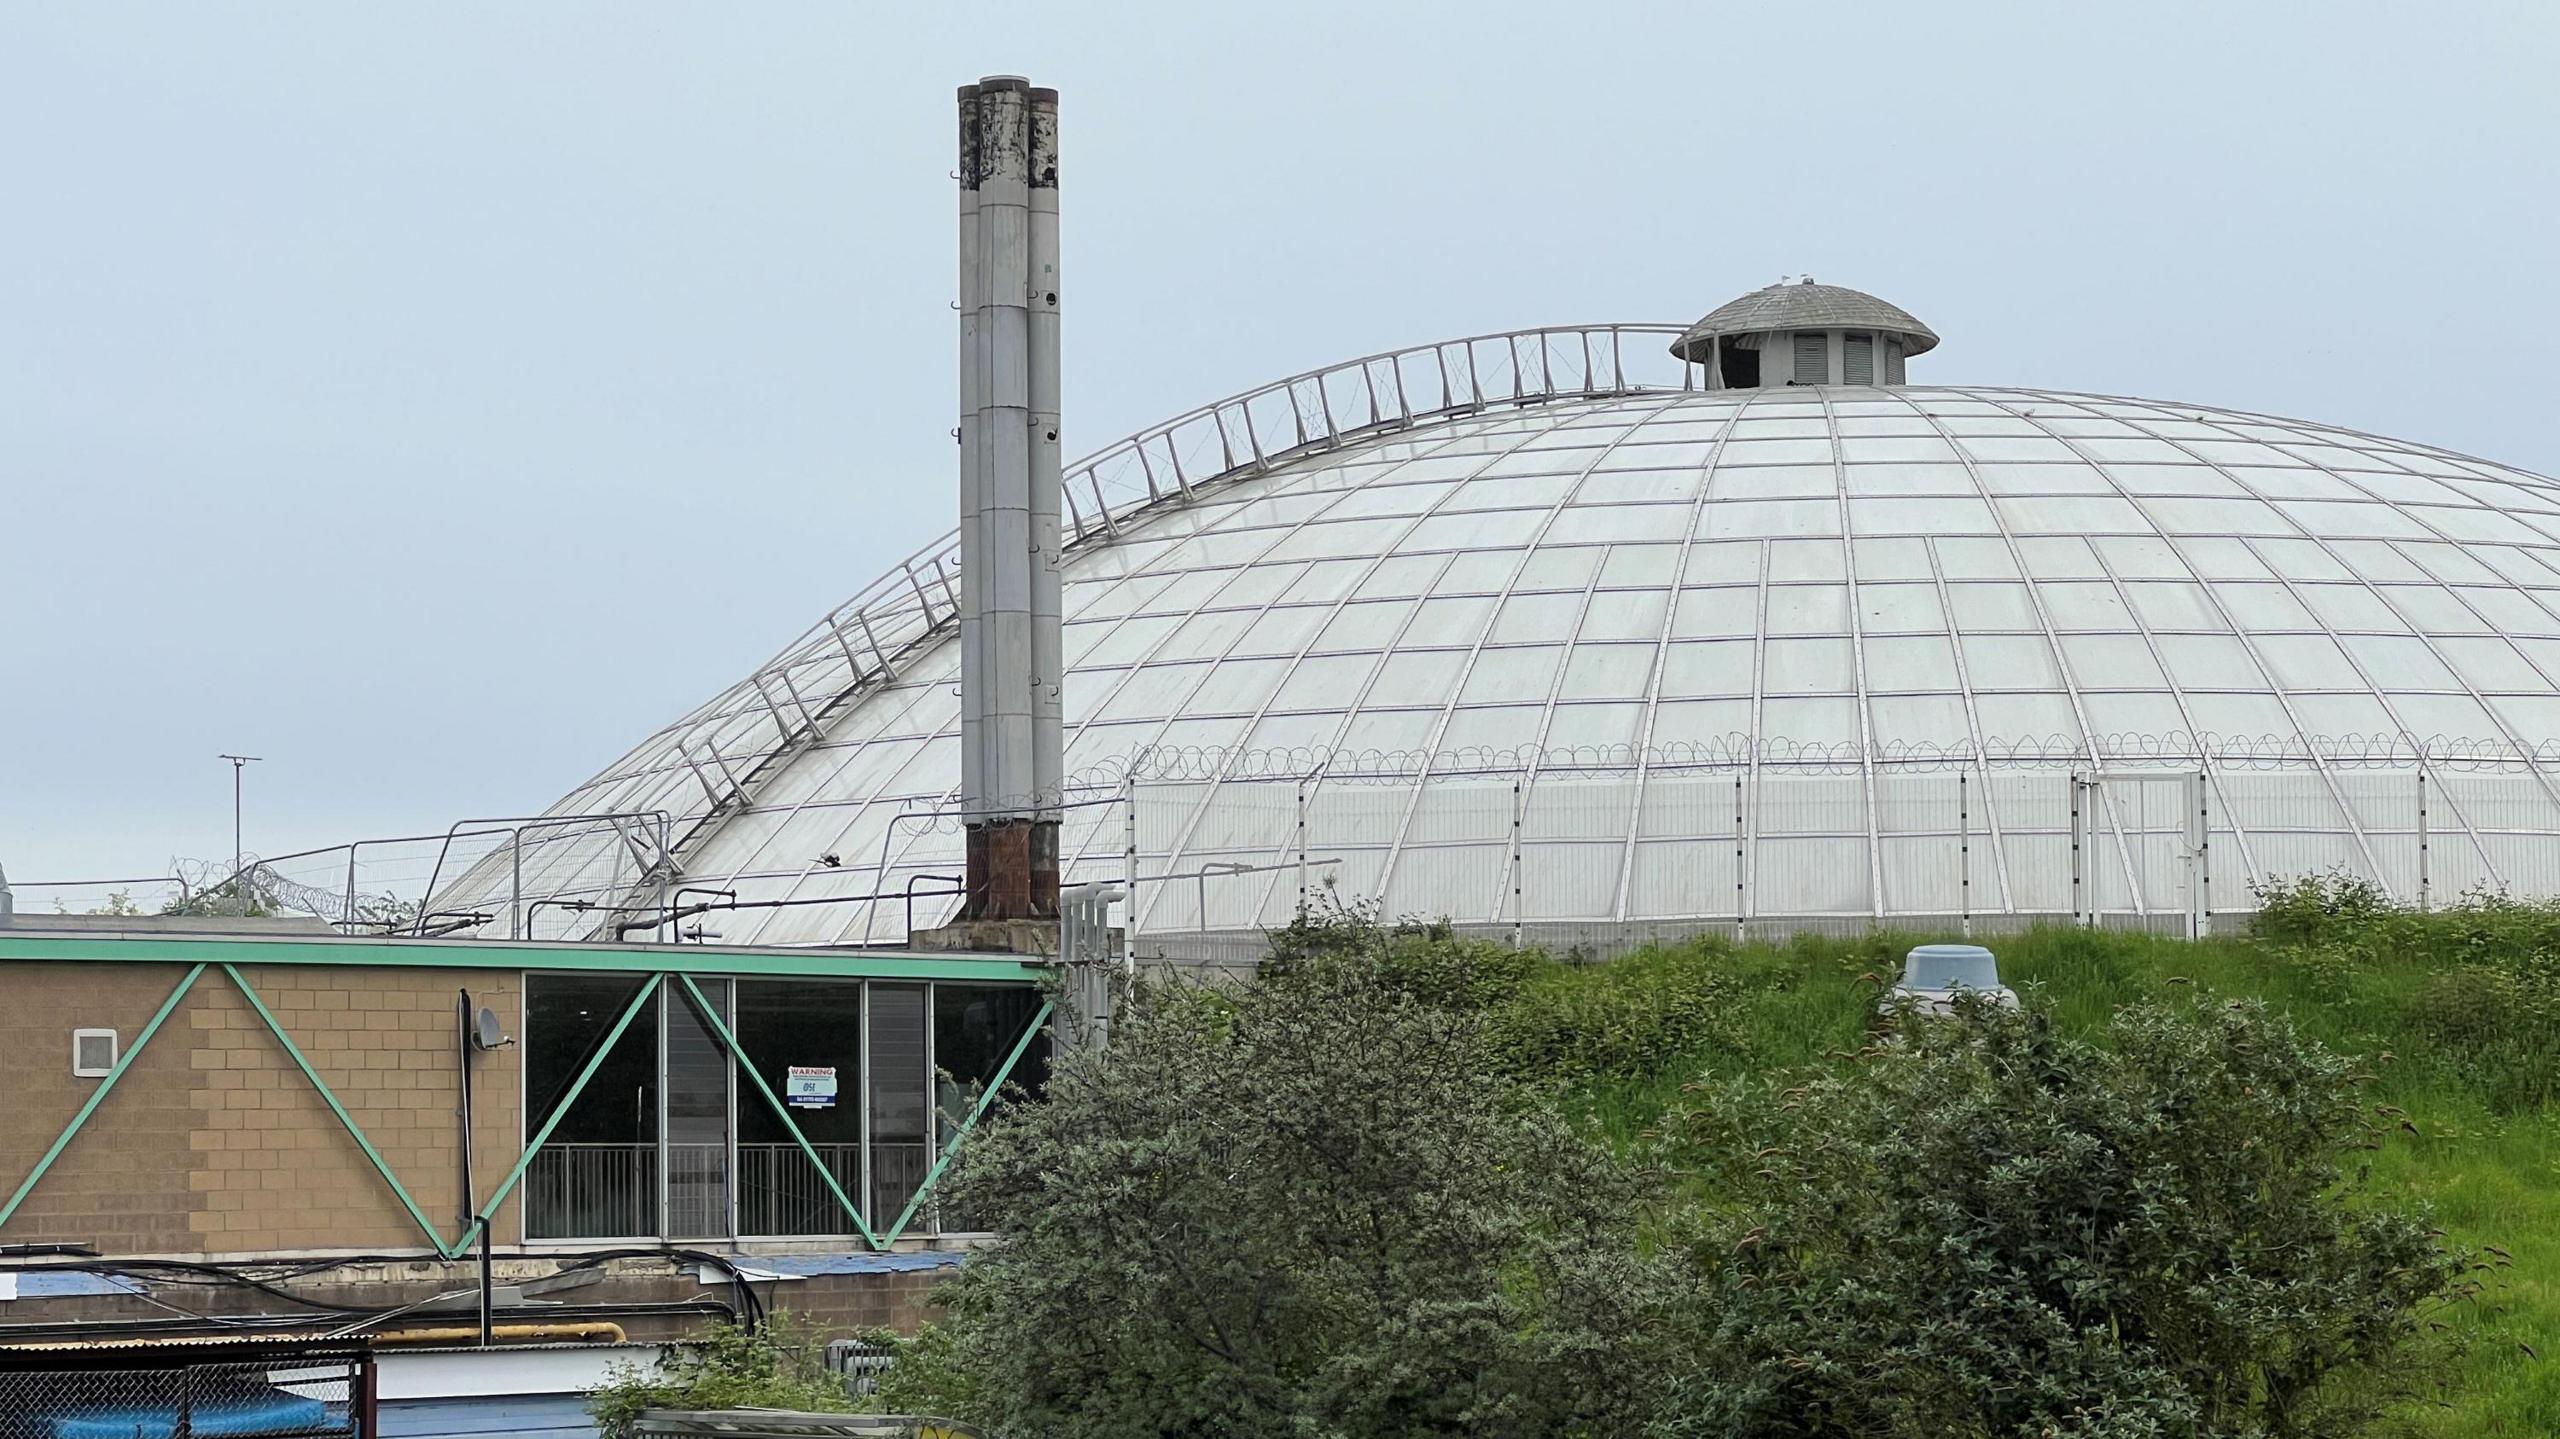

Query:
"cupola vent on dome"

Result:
[[1670, 277, 1937, 390]]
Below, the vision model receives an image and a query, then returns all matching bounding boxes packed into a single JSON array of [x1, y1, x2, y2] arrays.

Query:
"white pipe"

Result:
[[957, 83, 985, 820], [975, 77, 1035, 820], [1027, 85, 1063, 820]]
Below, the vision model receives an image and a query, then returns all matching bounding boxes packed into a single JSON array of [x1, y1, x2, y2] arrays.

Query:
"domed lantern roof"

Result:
[[1670, 278, 1939, 364]]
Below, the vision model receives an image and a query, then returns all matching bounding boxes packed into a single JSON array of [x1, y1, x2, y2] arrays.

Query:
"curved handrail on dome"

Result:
[[553, 322, 1700, 863]]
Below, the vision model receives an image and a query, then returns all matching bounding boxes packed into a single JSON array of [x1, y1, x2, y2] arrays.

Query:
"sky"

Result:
[[3, 1, 2556, 889]]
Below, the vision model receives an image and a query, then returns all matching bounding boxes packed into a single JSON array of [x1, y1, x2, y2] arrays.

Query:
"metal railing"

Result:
[[540, 324, 1699, 874], [525, 1142, 658, 1240]]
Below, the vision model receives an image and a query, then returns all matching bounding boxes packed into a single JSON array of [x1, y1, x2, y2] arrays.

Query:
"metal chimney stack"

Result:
[[957, 76, 1063, 922]]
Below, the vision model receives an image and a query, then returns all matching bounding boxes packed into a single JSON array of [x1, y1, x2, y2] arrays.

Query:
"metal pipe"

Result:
[[1027, 83, 1065, 847], [958, 81, 986, 831], [975, 77, 1035, 823]]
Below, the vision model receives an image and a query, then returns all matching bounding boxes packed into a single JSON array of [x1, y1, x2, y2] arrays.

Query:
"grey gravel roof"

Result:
[[1671, 280, 1938, 361]]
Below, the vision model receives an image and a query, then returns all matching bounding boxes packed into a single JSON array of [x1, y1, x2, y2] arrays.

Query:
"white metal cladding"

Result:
[[439, 359, 2560, 945]]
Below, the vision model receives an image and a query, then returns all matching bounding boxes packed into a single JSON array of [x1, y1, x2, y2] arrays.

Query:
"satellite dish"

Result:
[[472, 1005, 512, 1051]]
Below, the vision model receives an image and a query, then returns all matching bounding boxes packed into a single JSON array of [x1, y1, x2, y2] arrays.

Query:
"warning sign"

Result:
[[786, 1065, 838, 1108]]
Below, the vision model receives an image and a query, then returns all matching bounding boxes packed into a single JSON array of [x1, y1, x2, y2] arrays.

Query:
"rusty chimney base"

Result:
[[913, 818, 1061, 955]]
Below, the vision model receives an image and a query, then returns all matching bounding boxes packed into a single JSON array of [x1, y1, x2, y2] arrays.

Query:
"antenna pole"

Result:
[[219, 754, 262, 911]]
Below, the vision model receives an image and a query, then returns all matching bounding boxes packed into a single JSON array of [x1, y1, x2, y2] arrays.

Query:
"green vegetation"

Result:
[[890, 879, 2557, 1435], [587, 1312, 852, 1437]]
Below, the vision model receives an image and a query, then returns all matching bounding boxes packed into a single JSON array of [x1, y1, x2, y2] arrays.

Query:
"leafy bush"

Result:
[[2252, 870, 2397, 945], [1657, 994, 2473, 1438], [587, 1313, 851, 1438], [923, 951, 1689, 1439], [2410, 950, 2560, 1110]]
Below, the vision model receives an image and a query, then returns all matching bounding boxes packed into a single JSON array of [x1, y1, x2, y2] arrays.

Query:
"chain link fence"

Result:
[[0, 1341, 370, 1438]]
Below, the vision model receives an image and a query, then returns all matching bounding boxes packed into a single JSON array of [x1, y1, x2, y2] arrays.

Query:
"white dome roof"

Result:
[[460, 339, 2560, 946]]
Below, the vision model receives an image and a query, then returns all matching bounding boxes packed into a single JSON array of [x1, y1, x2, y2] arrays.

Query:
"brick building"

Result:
[[0, 916, 1051, 1355]]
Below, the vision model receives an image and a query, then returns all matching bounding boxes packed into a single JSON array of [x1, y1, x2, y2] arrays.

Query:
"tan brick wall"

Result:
[[0, 963, 206, 1253], [0, 962, 522, 1257]]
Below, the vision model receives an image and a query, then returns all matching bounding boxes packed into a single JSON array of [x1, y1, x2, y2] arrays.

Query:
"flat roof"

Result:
[[0, 926, 1046, 983]]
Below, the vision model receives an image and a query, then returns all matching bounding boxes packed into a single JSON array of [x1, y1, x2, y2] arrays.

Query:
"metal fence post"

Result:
[[1122, 774, 1139, 965], [2194, 769, 2211, 940], [1958, 770, 1971, 940], [1295, 780, 1309, 919], [2069, 774, 2086, 927], [1509, 777, 1524, 948], [2416, 767, 2430, 913], [1733, 773, 1747, 944]]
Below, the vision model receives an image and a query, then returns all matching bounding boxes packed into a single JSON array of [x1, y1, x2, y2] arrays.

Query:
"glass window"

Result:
[[1460, 646, 1565, 704], [1960, 634, 2062, 689], [1948, 583, 2040, 632], [1562, 643, 1658, 701], [1867, 692, 1971, 746], [868, 984, 930, 1225], [2257, 636, 2363, 690], [1855, 582, 1948, 634], [2059, 633, 2168, 688], [1861, 634, 1959, 691], [665, 981, 733, 1240], [1367, 649, 1470, 707], [1490, 592, 1586, 644], [933, 986, 1052, 1233], [1670, 587, 1759, 639], [1764, 585, 1852, 635], [1577, 589, 1670, 642], [524, 974, 660, 1240], [1761, 695, 1858, 744], [735, 980, 863, 1237], [2123, 582, 2222, 631], [1762, 637, 1855, 693], [1661, 640, 1757, 697], [2154, 633, 2266, 689]]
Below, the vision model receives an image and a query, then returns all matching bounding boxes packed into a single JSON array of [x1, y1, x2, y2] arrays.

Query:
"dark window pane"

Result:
[[523, 974, 658, 1239], [735, 980, 864, 1236], [868, 983, 930, 1225], [666, 979, 732, 1239], [932, 984, 1050, 1233]]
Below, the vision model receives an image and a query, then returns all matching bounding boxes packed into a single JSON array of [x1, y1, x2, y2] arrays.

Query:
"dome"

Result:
[[447, 325, 2560, 951], [1671, 279, 1938, 363]]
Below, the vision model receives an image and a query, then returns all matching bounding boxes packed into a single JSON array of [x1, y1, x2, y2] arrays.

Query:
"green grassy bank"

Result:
[[1396, 890, 2558, 1435]]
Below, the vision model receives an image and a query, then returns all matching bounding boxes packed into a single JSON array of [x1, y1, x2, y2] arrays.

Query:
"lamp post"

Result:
[[219, 754, 261, 911]]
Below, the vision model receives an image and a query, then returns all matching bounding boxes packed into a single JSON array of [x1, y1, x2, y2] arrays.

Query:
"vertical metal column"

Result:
[[2417, 767, 2431, 912], [1122, 775, 1139, 966], [1733, 773, 1747, 944], [976, 79, 1034, 819], [1958, 770, 1971, 940], [957, 83, 986, 825], [2069, 774, 2086, 927], [1295, 780, 1309, 918], [1508, 779, 1524, 948], [2195, 770, 2212, 939], [1026, 85, 1065, 880]]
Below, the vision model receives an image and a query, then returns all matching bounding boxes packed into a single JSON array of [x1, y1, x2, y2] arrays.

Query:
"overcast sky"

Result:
[[4, 1, 2555, 888]]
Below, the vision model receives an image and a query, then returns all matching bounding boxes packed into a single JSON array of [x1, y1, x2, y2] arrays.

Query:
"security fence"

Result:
[[0, 1339, 372, 1438], [1121, 743, 2560, 967]]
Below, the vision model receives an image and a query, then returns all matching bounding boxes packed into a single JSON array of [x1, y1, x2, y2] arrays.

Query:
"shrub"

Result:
[[925, 950, 1689, 1439], [1658, 995, 2472, 1438], [587, 1312, 851, 1438]]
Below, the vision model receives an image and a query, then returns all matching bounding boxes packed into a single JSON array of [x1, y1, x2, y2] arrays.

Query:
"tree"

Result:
[[916, 950, 1687, 1439], [1659, 995, 2472, 1439]]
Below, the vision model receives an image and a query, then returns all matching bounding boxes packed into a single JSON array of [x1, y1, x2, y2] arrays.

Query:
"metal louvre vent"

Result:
[[71, 1028, 116, 1078], [1884, 336, 1907, 384], [1792, 331, 1829, 385], [1843, 331, 1875, 385]]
